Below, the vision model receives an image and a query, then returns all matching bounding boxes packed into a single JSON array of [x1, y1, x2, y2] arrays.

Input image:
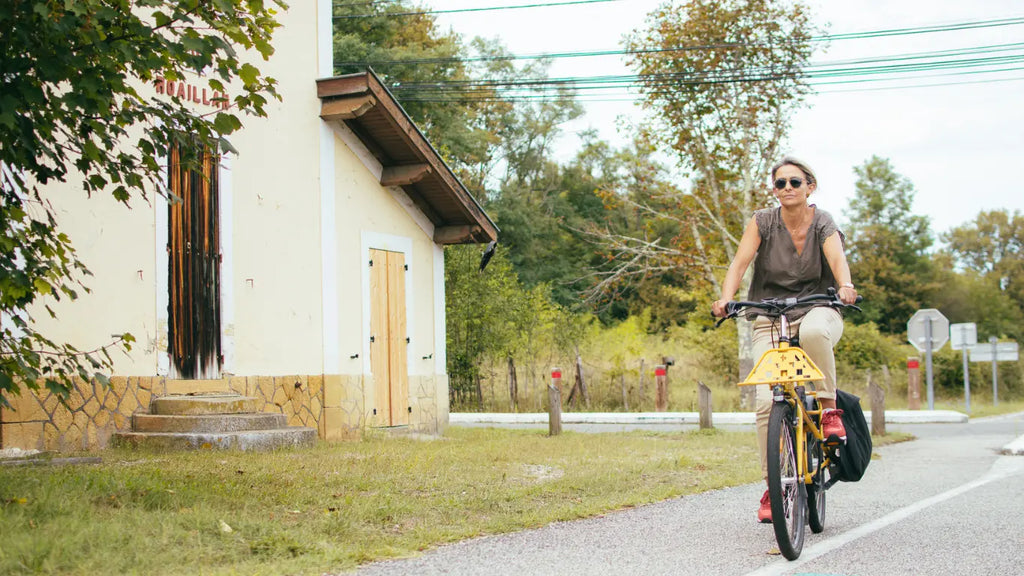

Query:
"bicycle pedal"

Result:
[[824, 434, 846, 446]]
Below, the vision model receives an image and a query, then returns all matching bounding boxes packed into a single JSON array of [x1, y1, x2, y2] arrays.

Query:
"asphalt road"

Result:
[[348, 413, 1024, 576]]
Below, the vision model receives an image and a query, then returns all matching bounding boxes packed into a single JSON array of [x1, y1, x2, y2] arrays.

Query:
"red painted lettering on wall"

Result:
[[152, 77, 230, 110]]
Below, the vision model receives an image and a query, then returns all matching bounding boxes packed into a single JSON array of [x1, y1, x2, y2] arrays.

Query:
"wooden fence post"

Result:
[[507, 356, 518, 412], [620, 373, 629, 411], [638, 358, 646, 406], [567, 347, 589, 409], [869, 378, 886, 436], [698, 381, 713, 429], [906, 356, 921, 410], [548, 367, 562, 436], [655, 365, 668, 412]]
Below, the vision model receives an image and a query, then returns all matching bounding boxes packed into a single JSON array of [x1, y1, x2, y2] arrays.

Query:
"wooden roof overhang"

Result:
[[316, 71, 498, 245]]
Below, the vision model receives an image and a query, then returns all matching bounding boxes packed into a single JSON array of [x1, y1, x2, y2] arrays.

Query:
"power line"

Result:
[[386, 54, 1024, 102], [815, 73, 1024, 94], [335, 16, 1024, 66], [333, 0, 619, 19], [392, 70, 1024, 102], [385, 51, 1024, 92]]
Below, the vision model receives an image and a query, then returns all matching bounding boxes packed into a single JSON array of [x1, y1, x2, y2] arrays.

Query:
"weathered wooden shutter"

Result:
[[168, 143, 222, 379]]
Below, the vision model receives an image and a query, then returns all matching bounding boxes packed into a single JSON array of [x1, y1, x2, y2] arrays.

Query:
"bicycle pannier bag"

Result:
[[833, 389, 872, 482]]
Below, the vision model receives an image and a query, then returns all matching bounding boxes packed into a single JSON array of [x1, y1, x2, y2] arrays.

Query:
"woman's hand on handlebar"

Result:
[[837, 285, 858, 305], [711, 299, 730, 318]]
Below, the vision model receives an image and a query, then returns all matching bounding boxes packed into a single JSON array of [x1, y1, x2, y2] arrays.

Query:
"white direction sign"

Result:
[[971, 342, 1019, 362], [950, 322, 977, 350], [907, 309, 949, 352]]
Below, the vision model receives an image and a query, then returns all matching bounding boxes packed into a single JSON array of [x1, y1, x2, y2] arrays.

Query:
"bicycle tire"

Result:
[[767, 401, 806, 560], [806, 430, 826, 533]]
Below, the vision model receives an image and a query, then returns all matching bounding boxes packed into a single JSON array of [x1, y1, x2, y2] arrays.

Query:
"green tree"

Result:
[[332, 1, 495, 172], [844, 156, 937, 333], [445, 244, 582, 410], [0, 0, 283, 403], [944, 209, 1024, 310], [612, 0, 817, 386], [928, 256, 1024, 341], [622, 0, 817, 292]]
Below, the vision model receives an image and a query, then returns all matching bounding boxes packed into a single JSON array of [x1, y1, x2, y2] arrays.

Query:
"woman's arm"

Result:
[[822, 231, 858, 304], [712, 217, 761, 317]]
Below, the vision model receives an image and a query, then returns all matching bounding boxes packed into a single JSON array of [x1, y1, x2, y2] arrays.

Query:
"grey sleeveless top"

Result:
[[746, 206, 843, 320]]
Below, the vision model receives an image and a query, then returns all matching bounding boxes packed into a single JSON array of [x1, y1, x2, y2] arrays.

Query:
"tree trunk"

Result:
[[638, 358, 646, 408], [507, 356, 518, 412], [737, 317, 756, 410], [620, 373, 629, 411]]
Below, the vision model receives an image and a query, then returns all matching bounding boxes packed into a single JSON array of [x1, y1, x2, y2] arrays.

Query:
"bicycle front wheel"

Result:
[[767, 401, 806, 560]]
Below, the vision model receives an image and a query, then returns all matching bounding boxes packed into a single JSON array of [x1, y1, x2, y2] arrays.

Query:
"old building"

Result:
[[0, 2, 496, 450]]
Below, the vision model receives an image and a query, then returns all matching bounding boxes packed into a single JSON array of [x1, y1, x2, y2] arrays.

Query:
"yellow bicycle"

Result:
[[717, 291, 861, 560]]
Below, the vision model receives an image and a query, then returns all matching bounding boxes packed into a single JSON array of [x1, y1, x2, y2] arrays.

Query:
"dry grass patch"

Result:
[[0, 427, 761, 575]]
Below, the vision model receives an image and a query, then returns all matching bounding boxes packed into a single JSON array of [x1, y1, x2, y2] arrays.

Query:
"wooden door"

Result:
[[167, 143, 222, 379], [369, 249, 409, 426]]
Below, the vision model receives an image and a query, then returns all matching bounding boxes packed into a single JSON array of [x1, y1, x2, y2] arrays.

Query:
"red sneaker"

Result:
[[821, 408, 847, 442], [758, 489, 772, 523]]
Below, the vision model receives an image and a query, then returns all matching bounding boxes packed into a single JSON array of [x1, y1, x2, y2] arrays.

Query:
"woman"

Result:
[[711, 156, 858, 524]]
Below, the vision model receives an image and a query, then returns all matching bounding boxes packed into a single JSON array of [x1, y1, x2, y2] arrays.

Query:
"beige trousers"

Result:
[[752, 307, 844, 479]]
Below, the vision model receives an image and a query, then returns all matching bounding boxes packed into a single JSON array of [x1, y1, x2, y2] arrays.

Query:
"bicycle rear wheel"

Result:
[[767, 401, 806, 560], [806, 431, 826, 533]]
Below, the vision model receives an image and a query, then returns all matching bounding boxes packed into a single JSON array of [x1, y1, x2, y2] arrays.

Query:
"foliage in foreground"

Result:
[[0, 428, 760, 575], [0, 0, 283, 403]]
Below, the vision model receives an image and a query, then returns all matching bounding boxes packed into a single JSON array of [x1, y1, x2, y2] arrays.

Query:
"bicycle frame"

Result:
[[718, 291, 860, 559], [736, 313, 832, 485]]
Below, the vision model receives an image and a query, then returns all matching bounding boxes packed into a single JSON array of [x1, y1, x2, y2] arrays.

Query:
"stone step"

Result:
[[111, 427, 317, 451], [150, 394, 258, 416], [132, 413, 288, 434], [165, 379, 231, 395]]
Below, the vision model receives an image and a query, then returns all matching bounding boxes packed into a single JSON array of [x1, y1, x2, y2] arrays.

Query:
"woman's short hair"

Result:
[[771, 156, 817, 185]]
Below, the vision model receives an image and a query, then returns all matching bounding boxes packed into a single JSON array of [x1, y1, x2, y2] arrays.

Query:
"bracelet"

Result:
[[840, 282, 855, 289]]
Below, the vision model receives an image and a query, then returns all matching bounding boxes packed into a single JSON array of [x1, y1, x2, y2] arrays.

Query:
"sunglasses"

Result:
[[774, 177, 806, 190]]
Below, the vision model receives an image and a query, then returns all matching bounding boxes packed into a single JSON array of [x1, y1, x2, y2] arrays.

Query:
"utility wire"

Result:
[[385, 52, 1024, 92], [387, 55, 1024, 101], [335, 16, 1024, 66], [333, 0, 619, 19]]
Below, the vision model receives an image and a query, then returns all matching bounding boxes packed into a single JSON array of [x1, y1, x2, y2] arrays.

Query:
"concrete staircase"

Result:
[[112, 393, 316, 451]]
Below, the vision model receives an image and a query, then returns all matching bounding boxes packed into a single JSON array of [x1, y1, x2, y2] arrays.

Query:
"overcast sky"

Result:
[[424, 0, 1024, 238]]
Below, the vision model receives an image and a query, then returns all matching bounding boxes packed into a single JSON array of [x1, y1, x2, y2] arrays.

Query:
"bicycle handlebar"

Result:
[[713, 288, 862, 328]]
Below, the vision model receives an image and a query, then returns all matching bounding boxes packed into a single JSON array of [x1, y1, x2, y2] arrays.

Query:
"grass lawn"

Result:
[[0, 425, 917, 576]]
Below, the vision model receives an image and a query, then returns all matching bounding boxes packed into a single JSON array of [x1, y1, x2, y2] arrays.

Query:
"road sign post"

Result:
[[908, 309, 949, 410], [950, 323, 977, 413], [970, 339, 1018, 407], [990, 337, 998, 406], [926, 321, 934, 410]]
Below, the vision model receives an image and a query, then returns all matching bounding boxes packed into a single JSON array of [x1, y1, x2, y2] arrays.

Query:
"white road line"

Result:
[[743, 456, 1024, 576]]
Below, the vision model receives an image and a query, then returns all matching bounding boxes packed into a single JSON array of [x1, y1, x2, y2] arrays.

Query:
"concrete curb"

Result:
[[1001, 435, 1024, 455], [450, 410, 968, 426]]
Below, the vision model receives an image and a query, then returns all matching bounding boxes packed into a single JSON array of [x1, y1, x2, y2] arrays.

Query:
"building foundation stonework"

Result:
[[1, 373, 448, 450]]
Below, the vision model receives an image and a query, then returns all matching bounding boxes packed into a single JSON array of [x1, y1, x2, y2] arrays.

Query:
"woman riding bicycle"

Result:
[[710, 156, 858, 523]]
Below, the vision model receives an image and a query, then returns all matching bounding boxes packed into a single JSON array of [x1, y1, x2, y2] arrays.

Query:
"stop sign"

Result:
[[907, 309, 949, 352]]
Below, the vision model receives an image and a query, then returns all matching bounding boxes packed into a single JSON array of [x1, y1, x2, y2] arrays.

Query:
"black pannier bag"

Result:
[[832, 389, 872, 482]]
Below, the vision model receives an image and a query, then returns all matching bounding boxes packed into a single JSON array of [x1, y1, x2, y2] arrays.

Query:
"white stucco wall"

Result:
[[327, 124, 442, 379], [227, 0, 324, 376], [26, 2, 447, 384]]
